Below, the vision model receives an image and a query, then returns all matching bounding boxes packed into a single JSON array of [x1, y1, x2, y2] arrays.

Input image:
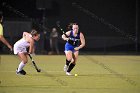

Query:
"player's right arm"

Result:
[[62, 31, 71, 41], [0, 35, 12, 50], [0, 24, 12, 51]]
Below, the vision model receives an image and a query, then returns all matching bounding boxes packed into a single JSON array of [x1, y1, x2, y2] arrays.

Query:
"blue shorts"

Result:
[[65, 42, 78, 53]]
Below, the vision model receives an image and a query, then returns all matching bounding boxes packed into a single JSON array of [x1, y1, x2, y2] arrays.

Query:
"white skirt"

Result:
[[13, 39, 29, 54], [14, 46, 27, 54]]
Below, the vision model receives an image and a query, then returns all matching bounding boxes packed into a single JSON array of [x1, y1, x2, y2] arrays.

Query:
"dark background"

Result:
[[0, 0, 139, 54]]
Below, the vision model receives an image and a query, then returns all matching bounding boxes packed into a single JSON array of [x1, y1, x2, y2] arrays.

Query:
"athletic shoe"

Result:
[[64, 65, 68, 72], [66, 72, 72, 76], [16, 68, 26, 75]]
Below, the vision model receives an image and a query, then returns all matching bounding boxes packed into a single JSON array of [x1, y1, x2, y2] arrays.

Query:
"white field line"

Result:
[[0, 70, 63, 73]]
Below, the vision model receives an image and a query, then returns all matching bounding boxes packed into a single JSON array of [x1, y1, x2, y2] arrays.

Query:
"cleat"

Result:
[[16, 68, 26, 75], [66, 72, 72, 76], [64, 65, 68, 72]]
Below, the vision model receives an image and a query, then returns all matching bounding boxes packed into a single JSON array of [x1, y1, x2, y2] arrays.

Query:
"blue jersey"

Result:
[[65, 30, 80, 52]]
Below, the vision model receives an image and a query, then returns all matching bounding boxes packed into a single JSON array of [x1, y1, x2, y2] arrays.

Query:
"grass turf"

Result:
[[0, 55, 140, 93]]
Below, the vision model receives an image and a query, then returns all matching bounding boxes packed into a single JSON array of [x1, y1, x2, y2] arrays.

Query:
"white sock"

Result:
[[17, 61, 25, 72]]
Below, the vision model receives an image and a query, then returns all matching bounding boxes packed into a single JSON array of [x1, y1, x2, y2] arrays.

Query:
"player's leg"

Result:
[[16, 52, 28, 75], [64, 51, 73, 72], [66, 51, 79, 75]]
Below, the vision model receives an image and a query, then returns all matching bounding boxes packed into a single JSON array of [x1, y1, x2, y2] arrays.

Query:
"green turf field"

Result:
[[0, 55, 140, 93]]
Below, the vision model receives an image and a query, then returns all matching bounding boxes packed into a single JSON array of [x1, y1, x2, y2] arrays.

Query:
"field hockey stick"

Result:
[[56, 21, 69, 38], [28, 54, 41, 72]]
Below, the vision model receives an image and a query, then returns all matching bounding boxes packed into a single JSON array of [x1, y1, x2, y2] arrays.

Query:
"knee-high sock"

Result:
[[67, 63, 75, 72], [66, 59, 71, 66], [17, 61, 25, 72]]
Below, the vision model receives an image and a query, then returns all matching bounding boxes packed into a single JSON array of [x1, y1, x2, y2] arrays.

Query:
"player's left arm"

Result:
[[74, 32, 85, 51], [28, 38, 35, 54]]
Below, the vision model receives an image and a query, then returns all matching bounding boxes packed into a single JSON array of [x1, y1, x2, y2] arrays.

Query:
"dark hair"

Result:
[[0, 11, 3, 19], [67, 22, 78, 30], [30, 29, 39, 36], [72, 23, 78, 25], [67, 23, 72, 30]]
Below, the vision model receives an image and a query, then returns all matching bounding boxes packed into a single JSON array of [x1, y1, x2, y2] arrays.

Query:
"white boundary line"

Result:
[[0, 70, 63, 73]]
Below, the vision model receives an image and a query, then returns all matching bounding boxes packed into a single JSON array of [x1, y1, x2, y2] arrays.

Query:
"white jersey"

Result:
[[14, 38, 30, 54]]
